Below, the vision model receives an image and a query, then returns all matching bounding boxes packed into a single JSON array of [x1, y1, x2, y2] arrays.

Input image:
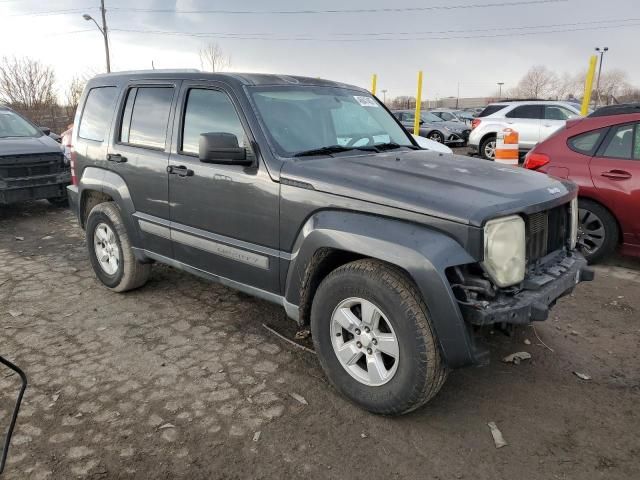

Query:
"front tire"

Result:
[[578, 199, 618, 264], [480, 135, 496, 160], [310, 259, 447, 415], [86, 202, 151, 292]]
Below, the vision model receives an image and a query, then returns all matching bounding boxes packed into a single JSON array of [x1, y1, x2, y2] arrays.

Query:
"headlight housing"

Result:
[[483, 215, 526, 287], [569, 197, 578, 250]]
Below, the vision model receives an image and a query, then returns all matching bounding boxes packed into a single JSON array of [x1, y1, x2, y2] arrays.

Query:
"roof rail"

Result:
[[589, 103, 640, 117]]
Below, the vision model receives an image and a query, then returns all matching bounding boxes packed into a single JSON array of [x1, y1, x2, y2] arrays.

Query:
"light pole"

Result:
[[83, 0, 110, 73], [381, 89, 387, 104], [594, 47, 608, 107], [497, 82, 504, 99]]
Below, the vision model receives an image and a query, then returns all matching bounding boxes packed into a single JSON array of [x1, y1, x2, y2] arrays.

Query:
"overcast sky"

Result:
[[1, 0, 638, 100]]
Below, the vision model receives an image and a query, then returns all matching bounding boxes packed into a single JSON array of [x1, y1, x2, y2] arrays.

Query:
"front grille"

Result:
[[526, 205, 569, 262], [462, 129, 471, 140], [0, 153, 64, 179]]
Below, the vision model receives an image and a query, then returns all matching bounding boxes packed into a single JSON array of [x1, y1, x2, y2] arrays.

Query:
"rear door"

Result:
[[590, 122, 640, 246], [107, 81, 180, 258], [504, 104, 543, 148], [540, 105, 575, 142]]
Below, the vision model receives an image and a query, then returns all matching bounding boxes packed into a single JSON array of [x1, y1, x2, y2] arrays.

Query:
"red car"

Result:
[[524, 104, 640, 263]]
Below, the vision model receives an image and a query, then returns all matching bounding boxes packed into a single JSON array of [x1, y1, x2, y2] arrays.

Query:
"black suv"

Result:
[[68, 71, 592, 415], [0, 107, 69, 206]]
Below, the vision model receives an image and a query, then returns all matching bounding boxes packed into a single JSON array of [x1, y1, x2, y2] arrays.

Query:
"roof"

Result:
[[589, 103, 640, 118], [488, 100, 579, 106], [89, 70, 364, 91]]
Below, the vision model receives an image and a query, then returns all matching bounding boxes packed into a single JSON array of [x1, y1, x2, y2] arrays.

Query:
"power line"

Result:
[[108, 0, 567, 15], [109, 21, 640, 42], [110, 17, 640, 39]]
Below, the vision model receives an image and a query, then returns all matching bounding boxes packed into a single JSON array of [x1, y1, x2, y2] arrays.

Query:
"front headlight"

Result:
[[483, 215, 526, 287], [569, 197, 578, 250]]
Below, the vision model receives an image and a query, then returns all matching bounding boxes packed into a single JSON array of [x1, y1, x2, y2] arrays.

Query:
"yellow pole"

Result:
[[413, 70, 423, 135], [371, 74, 377, 95], [581, 55, 597, 116]]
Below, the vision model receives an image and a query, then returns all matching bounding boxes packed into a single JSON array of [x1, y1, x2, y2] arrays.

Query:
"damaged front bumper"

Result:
[[458, 252, 593, 326]]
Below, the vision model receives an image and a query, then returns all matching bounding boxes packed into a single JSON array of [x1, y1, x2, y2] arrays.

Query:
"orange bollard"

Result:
[[495, 128, 519, 165]]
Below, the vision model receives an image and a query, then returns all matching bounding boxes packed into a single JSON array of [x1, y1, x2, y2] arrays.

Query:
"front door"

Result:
[[590, 121, 640, 246], [168, 83, 280, 294]]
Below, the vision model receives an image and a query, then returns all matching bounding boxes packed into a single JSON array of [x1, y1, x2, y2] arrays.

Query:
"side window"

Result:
[[545, 106, 574, 121], [78, 87, 117, 142], [568, 130, 605, 155], [181, 89, 252, 157], [505, 105, 543, 119], [120, 87, 174, 149], [601, 124, 634, 159], [634, 124, 640, 160]]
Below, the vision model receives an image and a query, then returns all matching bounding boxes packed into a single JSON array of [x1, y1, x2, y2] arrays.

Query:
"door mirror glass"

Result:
[[199, 132, 250, 164], [40, 127, 51, 136]]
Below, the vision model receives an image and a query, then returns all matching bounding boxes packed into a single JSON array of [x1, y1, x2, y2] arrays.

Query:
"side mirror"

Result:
[[419, 119, 425, 125], [40, 127, 51, 136], [199, 132, 251, 165]]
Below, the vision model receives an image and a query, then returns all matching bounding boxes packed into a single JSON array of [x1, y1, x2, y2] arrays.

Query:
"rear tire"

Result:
[[86, 202, 151, 292], [578, 199, 618, 264], [310, 259, 447, 415], [480, 135, 496, 160], [428, 131, 445, 143]]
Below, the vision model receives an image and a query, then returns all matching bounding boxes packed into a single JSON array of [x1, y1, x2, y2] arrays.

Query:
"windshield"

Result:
[[249, 86, 413, 157], [0, 110, 42, 138]]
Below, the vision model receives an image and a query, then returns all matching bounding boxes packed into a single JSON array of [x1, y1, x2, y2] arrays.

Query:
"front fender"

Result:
[[284, 210, 482, 367]]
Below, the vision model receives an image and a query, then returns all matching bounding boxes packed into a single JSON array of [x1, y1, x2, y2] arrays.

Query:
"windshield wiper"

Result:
[[374, 142, 419, 151], [293, 144, 377, 157]]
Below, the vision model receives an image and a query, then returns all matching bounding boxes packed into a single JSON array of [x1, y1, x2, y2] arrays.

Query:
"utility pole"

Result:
[[497, 82, 504, 99], [381, 89, 387, 104], [83, 1, 111, 73], [594, 47, 608, 107]]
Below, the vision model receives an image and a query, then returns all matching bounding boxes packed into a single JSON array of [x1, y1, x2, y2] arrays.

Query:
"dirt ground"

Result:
[[0, 201, 638, 480]]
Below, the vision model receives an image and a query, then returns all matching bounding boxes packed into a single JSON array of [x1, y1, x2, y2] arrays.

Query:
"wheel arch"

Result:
[[284, 210, 480, 367]]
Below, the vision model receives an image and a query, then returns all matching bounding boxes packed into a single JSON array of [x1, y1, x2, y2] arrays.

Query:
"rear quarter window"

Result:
[[477, 105, 507, 117], [78, 87, 118, 142], [567, 129, 606, 155]]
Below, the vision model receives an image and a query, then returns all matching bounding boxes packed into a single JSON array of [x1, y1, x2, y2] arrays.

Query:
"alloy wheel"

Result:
[[330, 297, 400, 386], [93, 222, 120, 275], [578, 208, 606, 256]]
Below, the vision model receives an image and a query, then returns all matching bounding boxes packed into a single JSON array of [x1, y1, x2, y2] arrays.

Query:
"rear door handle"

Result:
[[107, 153, 127, 163], [601, 170, 632, 180], [167, 165, 194, 177]]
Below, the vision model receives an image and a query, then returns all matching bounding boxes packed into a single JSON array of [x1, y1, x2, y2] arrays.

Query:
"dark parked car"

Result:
[[0, 107, 70, 206], [524, 105, 640, 262], [68, 71, 591, 414]]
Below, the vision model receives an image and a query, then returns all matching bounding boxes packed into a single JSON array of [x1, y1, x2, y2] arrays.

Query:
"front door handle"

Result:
[[167, 165, 194, 177], [107, 153, 127, 163], [601, 169, 632, 180]]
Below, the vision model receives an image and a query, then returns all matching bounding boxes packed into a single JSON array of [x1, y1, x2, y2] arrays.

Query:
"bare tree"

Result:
[[199, 43, 231, 72], [0, 56, 56, 109], [65, 76, 86, 114], [510, 65, 558, 99], [597, 69, 631, 105]]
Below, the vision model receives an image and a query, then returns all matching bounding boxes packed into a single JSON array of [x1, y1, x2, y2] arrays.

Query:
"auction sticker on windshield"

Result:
[[354, 96, 379, 107]]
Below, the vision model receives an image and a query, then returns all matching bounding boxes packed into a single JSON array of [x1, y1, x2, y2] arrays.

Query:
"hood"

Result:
[[280, 150, 575, 227], [0, 135, 62, 157]]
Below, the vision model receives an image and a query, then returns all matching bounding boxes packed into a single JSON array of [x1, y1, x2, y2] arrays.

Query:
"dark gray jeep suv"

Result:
[[67, 71, 592, 415]]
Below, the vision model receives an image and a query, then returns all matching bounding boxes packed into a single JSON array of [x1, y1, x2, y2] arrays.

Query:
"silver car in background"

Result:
[[392, 110, 470, 146], [468, 100, 582, 160]]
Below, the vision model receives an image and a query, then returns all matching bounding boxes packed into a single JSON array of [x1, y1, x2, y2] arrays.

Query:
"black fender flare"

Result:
[[78, 167, 143, 248], [284, 210, 480, 367]]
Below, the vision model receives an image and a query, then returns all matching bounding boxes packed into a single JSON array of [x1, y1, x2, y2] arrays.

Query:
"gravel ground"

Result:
[[0, 201, 639, 479]]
